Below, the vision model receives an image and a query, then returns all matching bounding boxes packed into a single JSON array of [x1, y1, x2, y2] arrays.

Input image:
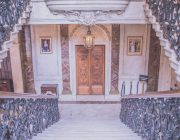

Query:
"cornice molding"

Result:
[[45, 0, 130, 25]]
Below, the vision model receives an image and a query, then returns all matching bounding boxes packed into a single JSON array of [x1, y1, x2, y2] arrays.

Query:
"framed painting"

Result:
[[40, 37, 52, 54], [127, 36, 143, 56]]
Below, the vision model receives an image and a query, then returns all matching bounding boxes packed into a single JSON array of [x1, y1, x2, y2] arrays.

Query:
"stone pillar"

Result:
[[147, 27, 161, 91], [110, 24, 120, 94], [60, 25, 71, 94], [10, 42, 24, 93]]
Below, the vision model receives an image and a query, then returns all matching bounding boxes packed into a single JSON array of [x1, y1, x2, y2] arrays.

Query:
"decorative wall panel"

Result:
[[147, 27, 161, 92], [19, 26, 35, 93], [91, 46, 105, 94], [60, 25, 71, 94], [76, 45, 105, 95], [110, 25, 120, 94], [76, 46, 90, 94]]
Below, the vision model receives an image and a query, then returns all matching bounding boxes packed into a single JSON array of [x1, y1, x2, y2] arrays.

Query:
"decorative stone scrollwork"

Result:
[[63, 11, 123, 25], [120, 97, 180, 140], [146, 0, 180, 60], [0, 0, 31, 47], [45, 0, 130, 25], [0, 97, 60, 139]]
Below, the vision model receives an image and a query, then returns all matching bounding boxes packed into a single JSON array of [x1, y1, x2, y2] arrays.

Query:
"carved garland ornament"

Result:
[[46, 0, 130, 25], [63, 11, 124, 25]]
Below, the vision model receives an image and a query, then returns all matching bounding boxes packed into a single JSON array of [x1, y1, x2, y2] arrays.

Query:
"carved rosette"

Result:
[[60, 25, 71, 94], [110, 25, 120, 94]]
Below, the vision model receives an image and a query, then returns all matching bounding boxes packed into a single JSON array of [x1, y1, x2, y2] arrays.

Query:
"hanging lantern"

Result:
[[83, 26, 94, 49]]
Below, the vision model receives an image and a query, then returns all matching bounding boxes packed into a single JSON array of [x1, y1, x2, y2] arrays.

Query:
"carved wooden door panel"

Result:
[[91, 46, 105, 94], [76, 45, 105, 95], [76, 46, 90, 94]]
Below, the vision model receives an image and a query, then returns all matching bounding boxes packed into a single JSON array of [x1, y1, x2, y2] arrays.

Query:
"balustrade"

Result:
[[0, 93, 60, 140], [120, 80, 148, 96], [120, 92, 180, 140], [0, 0, 31, 48], [146, 0, 180, 60]]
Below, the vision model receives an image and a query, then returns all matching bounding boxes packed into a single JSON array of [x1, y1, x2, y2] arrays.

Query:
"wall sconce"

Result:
[[83, 26, 94, 49]]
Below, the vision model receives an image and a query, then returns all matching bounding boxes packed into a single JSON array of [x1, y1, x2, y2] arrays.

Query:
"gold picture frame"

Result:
[[40, 37, 52, 54], [127, 36, 143, 56]]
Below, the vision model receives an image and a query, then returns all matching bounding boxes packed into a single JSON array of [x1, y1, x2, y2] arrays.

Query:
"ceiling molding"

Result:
[[45, 0, 131, 25]]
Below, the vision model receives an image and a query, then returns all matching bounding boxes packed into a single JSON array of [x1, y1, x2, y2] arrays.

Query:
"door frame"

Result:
[[76, 45, 105, 95]]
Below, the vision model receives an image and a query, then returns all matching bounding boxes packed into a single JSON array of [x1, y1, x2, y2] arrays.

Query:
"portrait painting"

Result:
[[127, 36, 143, 56], [40, 37, 52, 54]]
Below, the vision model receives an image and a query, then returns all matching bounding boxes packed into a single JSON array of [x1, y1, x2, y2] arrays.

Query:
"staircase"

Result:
[[32, 101, 143, 140], [0, 0, 32, 68], [144, 0, 180, 81]]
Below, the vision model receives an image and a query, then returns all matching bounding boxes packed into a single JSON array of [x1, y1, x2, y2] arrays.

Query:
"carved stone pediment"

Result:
[[45, 0, 130, 25]]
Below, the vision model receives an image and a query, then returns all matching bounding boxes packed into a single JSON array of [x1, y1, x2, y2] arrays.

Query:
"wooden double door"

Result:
[[76, 45, 105, 95]]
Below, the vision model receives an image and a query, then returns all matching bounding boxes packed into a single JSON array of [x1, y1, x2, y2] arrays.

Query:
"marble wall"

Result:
[[31, 25, 62, 94], [19, 26, 35, 93], [118, 24, 150, 95], [146, 27, 161, 92], [30, 24, 151, 97], [110, 25, 120, 94], [158, 47, 180, 91], [60, 25, 71, 94]]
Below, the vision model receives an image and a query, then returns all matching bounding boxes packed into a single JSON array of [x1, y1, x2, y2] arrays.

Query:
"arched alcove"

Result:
[[70, 25, 111, 43], [69, 25, 112, 96]]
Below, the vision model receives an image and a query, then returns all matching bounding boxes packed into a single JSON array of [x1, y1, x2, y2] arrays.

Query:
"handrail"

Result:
[[146, 0, 180, 60], [0, 92, 58, 99], [120, 91, 180, 139], [0, 93, 59, 139], [0, 0, 31, 48], [121, 90, 180, 98]]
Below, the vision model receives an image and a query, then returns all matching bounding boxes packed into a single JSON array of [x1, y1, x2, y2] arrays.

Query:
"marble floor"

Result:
[[32, 102, 142, 140]]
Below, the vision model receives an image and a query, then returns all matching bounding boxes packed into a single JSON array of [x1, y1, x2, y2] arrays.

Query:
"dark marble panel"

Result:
[[19, 26, 35, 93], [60, 25, 71, 94], [147, 27, 161, 92], [110, 24, 120, 94]]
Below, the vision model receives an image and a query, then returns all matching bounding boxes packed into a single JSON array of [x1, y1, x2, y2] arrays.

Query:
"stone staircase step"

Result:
[[32, 102, 142, 140]]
